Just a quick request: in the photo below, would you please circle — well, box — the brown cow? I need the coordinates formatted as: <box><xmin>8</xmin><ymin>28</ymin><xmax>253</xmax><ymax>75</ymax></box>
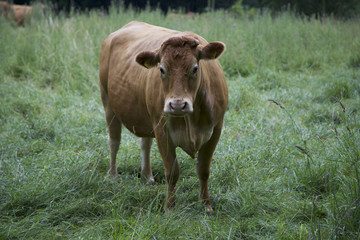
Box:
<box><xmin>99</xmin><ymin>21</ymin><xmax>228</xmax><ymax>212</ymax></box>
<box><xmin>0</xmin><ymin>1</ymin><xmax>45</xmax><ymax>26</ymax></box>
<box><xmin>12</xmin><ymin>4</ymin><xmax>32</xmax><ymax>25</ymax></box>
<box><xmin>0</xmin><ymin>1</ymin><xmax>10</xmax><ymax>16</ymax></box>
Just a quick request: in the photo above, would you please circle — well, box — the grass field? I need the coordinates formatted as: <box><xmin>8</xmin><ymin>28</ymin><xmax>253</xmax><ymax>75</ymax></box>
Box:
<box><xmin>1</xmin><ymin>5</ymin><xmax>360</xmax><ymax>239</ymax></box>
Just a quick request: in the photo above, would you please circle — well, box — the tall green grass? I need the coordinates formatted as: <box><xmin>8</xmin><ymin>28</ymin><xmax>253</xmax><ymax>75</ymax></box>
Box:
<box><xmin>1</xmin><ymin>6</ymin><xmax>359</xmax><ymax>239</ymax></box>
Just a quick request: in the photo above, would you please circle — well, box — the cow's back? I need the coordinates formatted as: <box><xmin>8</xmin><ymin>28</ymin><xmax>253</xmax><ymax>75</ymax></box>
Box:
<box><xmin>100</xmin><ymin>21</ymin><xmax>210</xmax><ymax>89</ymax></box>
<box><xmin>100</xmin><ymin>21</ymin><xmax>177</xmax><ymax>90</ymax></box>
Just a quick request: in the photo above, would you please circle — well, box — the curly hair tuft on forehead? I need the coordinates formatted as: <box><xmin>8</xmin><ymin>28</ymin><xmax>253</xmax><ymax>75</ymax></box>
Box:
<box><xmin>161</xmin><ymin>36</ymin><xmax>199</xmax><ymax>49</ymax></box>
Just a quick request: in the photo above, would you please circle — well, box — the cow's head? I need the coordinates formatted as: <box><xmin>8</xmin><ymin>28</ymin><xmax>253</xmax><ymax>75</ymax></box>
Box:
<box><xmin>136</xmin><ymin>36</ymin><xmax>225</xmax><ymax>116</ymax></box>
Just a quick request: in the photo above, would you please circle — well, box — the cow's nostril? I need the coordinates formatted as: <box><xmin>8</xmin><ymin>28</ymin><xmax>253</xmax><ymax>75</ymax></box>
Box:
<box><xmin>182</xmin><ymin>102</ymin><xmax>187</xmax><ymax>109</ymax></box>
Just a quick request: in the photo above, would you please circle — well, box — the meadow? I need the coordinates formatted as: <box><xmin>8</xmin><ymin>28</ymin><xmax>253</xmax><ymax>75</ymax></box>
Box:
<box><xmin>0</xmin><ymin>5</ymin><xmax>359</xmax><ymax>239</ymax></box>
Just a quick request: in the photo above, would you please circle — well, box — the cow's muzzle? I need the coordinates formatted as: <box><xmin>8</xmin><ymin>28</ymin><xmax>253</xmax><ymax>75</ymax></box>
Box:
<box><xmin>164</xmin><ymin>98</ymin><xmax>193</xmax><ymax>116</ymax></box>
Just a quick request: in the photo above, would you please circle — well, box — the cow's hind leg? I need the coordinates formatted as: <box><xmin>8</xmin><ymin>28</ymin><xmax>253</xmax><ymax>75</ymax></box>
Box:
<box><xmin>106</xmin><ymin>108</ymin><xmax>122</xmax><ymax>177</ymax></box>
<box><xmin>140</xmin><ymin>137</ymin><xmax>155</xmax><ymax>183</ymax></box>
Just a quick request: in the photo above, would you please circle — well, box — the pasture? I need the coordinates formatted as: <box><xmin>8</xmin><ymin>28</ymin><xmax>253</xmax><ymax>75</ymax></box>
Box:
<box><xmin>1</xmin><ymin>5</ymin><xmax>359</xmax><ymax>239</ymax></box>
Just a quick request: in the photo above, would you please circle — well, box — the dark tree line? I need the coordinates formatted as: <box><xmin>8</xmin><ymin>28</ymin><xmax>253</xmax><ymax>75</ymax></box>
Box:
<box><xmin>10</xmin><ymin>0</ymin><xmax>360</xmax><ymax>17</ymax></box>
<box><xmin>263</xmin><ymin>0</ymin><xmax>360</xmax><ymax>18</ymax></box>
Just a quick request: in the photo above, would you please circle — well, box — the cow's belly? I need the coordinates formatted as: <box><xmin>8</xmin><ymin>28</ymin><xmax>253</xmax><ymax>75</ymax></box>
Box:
<box><xmin>109</xmin><ymin>86</ymin><xmax>154</xmax><ymax>138</ymax></box>
<box><xmin>121</xmin><ymin>114</ymin><xmax>155</xmax><ymax>138</ymax></box>
<box><xmin>169</xmin><ymin>120</ymin><xmax>213</xmax><ymax>158</ymax></box>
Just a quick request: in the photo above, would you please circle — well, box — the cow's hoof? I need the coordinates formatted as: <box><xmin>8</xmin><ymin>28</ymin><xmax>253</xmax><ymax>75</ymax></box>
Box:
<box><xmin>141</xmin><ymin>175</ymin><xmax>155</xmax><ymax>185</ymax></box>
<box><xmin>108</xmin><ymin>168</ymin><xmax>118</xmax><ymax>177</ymax></box>
<box><xmin>205</xmin><ymin>205</ymin><xmax>214</xmax><ymax>215</ymax></box>
<box><xmin>165</xmin><ymin>196</ymin><xmax>176</xmax><ymax>212</ymax></box>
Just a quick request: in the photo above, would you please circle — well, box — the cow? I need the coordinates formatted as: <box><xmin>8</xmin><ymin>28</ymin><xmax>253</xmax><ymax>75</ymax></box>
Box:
<box><xmin>99</xmin><ymin>21</ymin><xmax>228</xmax><ymax>213</ymax></box>
<box><xmin>0</xmin><ymin>1</ymin><xmax>31</xmax><ymax>26</ymax></box>
<box><xmin>0</xmin><ymin>1</ymin><xmax>10</xmax><ymax>16</ymax></box>
<box><xmin>0</xmin><ymin>1</ymin><xmax>46</xmax><ymax>26</ymax></box>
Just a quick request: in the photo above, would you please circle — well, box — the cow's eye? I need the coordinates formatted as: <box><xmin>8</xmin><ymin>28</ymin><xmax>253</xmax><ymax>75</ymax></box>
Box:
<box><xmin>192</xmin><ymin>64</ymin><xmax>198</xmax><ymax>75</ymax></box>
<box><xmin>160</xmin><ymin>66</ymin><xmax>165</xmax><ymax>76</ymax></box>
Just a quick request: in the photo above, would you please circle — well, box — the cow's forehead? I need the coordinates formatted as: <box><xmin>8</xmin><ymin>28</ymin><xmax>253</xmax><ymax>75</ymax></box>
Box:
<box><xmin>160</xmin><ymin>36</ymin><xmax>199</xmax><ymax>65</ymax></box>
<box><xmin>161</xmin><ymin>36</ymin><xmax>199</xmax><ymax>49</ymax></box>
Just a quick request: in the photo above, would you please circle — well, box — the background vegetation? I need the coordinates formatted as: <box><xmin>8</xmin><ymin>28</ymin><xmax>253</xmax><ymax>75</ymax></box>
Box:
<box><xmin>1</xmin><ymin>4</ymin><xmax>360</xmax><ymax>239</ymax></box>
<box><xmin>9</xmin><ymin>0</ymin><xmax>360</xmax><ymax>18</ymax></box>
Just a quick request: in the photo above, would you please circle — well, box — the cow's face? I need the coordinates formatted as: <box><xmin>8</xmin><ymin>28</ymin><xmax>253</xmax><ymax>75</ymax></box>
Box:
<box><xmin>136</xmin><ymin>36</ymin><xmax>225</xmax><ymax>117</ymax></box>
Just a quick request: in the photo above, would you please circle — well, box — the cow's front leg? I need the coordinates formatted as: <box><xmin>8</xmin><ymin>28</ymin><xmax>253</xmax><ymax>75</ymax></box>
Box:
<box><xmin>197</xmin><ymin>124</ymin><xmax>223</xmax><ymax>214</ymax></box>
<box><xmin>155</xmin><ymin>128</ymin><xmax>179</xmax><ymax>211</ymax></box>
<box><xmin>163</xmin><ymin>154</ymin><xmax>179</xmax><ymax>210</ymax></box>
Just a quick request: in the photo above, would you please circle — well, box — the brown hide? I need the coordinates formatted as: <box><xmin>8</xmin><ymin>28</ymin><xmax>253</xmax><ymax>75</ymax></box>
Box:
<box><xmin>99</xmin><ymin>21</ymin><xmax>228</xmax><ymax>212</ymax></box>
<box><xmin>0</xmin><ymin>1</ymin><xmax>45</xmax><ymax>26</ymax></box>
<box><xmin>12</xmin><ymin>4</ymin><xmax>32</xmax><ymax>25</ymax></box>
<box><xmin>0</xmin><ymin>1</ymin><xmax>9</xmax><ymax>16</ymax></box>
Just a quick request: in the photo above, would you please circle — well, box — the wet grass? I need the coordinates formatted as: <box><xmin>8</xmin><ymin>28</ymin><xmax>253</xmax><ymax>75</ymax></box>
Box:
<box><xmin>1</xmin><ymin>5</ymin><xmax>359</xmax><ymax>239</ymax></box>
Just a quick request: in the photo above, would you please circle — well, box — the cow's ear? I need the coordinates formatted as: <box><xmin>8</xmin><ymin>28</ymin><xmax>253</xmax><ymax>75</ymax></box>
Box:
<box><xmin>199</xmin><ymin>42</ymin><xmax>225</xmax><ymax>60</ymax></box>
<box><xmin>136</xmin><ymin>51</ymin><xmax>159</xmax><ymax>69</ymax></box>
